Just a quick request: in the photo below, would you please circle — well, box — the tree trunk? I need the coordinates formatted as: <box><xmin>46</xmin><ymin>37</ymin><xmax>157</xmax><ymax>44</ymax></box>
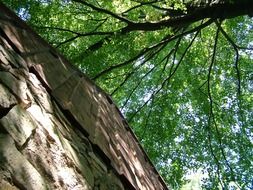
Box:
<box><xmin>0</xmin><ymin>4</ymin><xmax>167</xmax><ymax>190</ymax></box>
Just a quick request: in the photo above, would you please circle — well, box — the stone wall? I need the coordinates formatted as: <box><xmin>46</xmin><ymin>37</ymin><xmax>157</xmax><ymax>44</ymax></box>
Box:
<box><xmin>0</xmin><ymin>3</ymin><xmax>168</xmax><ymax>190</ymax></box>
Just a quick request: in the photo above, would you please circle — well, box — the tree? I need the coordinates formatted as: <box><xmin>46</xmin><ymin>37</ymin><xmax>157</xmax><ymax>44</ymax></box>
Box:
<box><xmin>3</xmin><ymin>0</ymin><xmax>253</xmax><ymax>189</ymax></box>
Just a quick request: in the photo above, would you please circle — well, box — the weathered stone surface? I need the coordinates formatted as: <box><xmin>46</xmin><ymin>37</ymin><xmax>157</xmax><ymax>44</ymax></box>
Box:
<box><xmin>0</xmin><ymin>179</ymin><xmax>20</xmax><ymax>190</ymax></box>
<box><xmin>27</xmin><ymin>72</ymin><xmax>54</xmax><ymax>113</ymax></box>
<box><xmin>0</xmin><ymin>134</ymin><xmax>47</xmax><ymax>190</ymax></box>
<box><xmin>0</xmin><ymin>40</ymin><xmax>27</xmax><ymax>69</ymax></box>
<box><xmin>0</xmin><ymin>16</ymin><xmax>46</xmax><ymax>55</ymax></box>
<box><xmin>0</xmin><ymin>105</ymin><xmax>37</xmax><ymax>147</ymax></box>
<box><xmin>0</xmin><ymin>83</ymin><xmax>17</xmax><ymax>109</ymax></box>
<box><xmin>0</xmin><ymin>71</ymin><xmax>30</xmax><ymax>107</ymax></box>
<box><xmin>0</xmin><ymin>2</ymin><xmax>168</xmax><ymax>190</ymax></box>
<box><xmin>21</xmin><ymin>126</ymin><xmax>92</xmax><ymax>190</ymax></box>
<box><xmin>29</xmin><ymin>53</ymin><xmax>75</xmax><ymax>90</ymax></box>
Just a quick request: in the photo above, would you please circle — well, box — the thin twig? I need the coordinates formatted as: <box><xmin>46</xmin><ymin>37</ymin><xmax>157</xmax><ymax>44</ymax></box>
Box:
<box><xmin>72</xmin><ymin>0</ymin><xmax>133</xmax><ymax>23</ymax></box>
<box><xmin>207</xmin><ymin>26</ymin><xmax>236</xmax><ymax>187</ymax></box>
<box><xmin>110</xmin><ymin>45</ymin><xmax>164</xmax><ymax>96</ymax></box>
<box><xmin>128</xmin><ymin>29</ymin><xmax>200</xmax><ymax>122</ymax></box>
<box><xmin>122</xmin><ymin>0</ymin><xmax>158</xmax><ymax>14</ymax></box>
<box><xmin>216</xmin><ymin>22</ymin><xmax>241</xmax><ymax>95</ymax></box>
<box><xmin>121</xmin><ymin>48</ymin><xmax>175</xmax><ymax>109</ymax></box>
<box><xmin>56</xmin><ymin>31</ymin><xmax>114</xmax><ymax>48</ymax></box>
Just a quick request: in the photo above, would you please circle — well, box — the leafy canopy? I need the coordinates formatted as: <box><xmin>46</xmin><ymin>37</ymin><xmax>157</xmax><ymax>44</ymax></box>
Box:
<box><xmin>3</xmin><ymin>0</ymin><xmax>253</xmax><ymax>189</ymax></box>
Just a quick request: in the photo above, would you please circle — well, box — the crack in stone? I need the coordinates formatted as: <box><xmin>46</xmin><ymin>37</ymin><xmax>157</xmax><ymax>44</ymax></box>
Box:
<box><xmin>0</xmin><ymin>104</ymin><xmax>16</xmax><ymax>119</ymax></box>
<box><xmin>0</xmin><ymin>28</ymin><xmax>21</xmax><ymax>55</ymax></box>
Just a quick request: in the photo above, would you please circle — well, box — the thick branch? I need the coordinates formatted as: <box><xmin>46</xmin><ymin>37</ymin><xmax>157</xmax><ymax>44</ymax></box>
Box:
<box><xmin>92</xmin><ymin>36</ymin><xmax>168</xmax><ymax>80</ymax></box>
<box><xmin>93</xmin><ymin>19</ymin><xmax>213</xmax><ymax>79</ymax></box>
<box><xmin>122</xmin><ymin>1</ymin><xmax>253</xmax><ymax>32</ymax></box>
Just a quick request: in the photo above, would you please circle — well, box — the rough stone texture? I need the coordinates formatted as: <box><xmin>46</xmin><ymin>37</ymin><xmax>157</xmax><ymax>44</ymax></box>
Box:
<box><xmin>0</xmin><ymin>105</ymin><xmax>37</xmax><ymax>147</ymax></box>
<box><xmin>0</xmin><ymin>3</ymin><xmax>168</xmax><ymax>190</ymax></box>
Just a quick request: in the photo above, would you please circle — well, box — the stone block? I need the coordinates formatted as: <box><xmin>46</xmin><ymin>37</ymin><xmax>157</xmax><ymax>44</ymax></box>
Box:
<box><xmin>0</xmin><ymin>179</ymin><xmax>20</xmax><ymax>190</ymax></box>
<box><xmin>27</xmin><ymin>72</ymin><xmax>53</xmax><ymax>113</ymax></box>
<box><xmin>0</xmin><ymin>84</ymin><xmax>17</xmax><ymax>109</ymax></box>
<box><xmin>52</xmin><ymin>75</ymin><xmax>97</xmax><ymax>137</ymax></box>
<box><xmin>0</xmin><ymin>134</ymin><xmax>47</xmax><ymax>190</ymax></box>
<box><xmin>0</xmin><ymin>43</ymin><xmax>27</xmax><ymax>69</ymax></box>
<box><xmin>30</xmin><ymin>52</ymin><xmax>75</xmax><ymax>90</ymax></box>
<box><xmin>0</xmin><ymin>105</ymin><xmax>37</xmax><ymax>146</ymax></box>
<box><xmin>0</xmin><ymin>19</ymin><xmax>46</xmax><ymax>54</ymax></box>
<box><xmin>0</xmin><ymin>71</ymin><xmax>29</xmax><ymax>105</ymax></box>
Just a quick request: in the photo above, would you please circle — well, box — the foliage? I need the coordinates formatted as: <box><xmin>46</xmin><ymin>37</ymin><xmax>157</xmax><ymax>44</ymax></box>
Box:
<box><xmin>2</xmin><ymin>0</ymin><xmax>253</xmax><ymax>189</ymax></box>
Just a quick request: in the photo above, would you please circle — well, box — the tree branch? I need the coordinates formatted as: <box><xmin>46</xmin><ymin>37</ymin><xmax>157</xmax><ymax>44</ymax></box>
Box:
<box><xmin>110</xmin><ymin>45</ymin><xmax>165</xmax><ymax>96</ymax></box>
<box><xmin>207</xmin><ymin>26</ymin><xmax>219</xmax><ymax>113</ymax></box>
<box><xmin>93</xmin><ymin>19</ymin><xmax>213</xmax><ymax>80</ymax></box>
<box><xmin>122</xmin><ymin>1</ymin><xmax>253</xmax><ymax>32</ymax></box>
<box><xmin>55</xmin><ymin>31</ymin><xmax>114</xmax><ymax>48</ymax></box>
<box><xmin>92</xmin><ymin>35</ymin><xmax>169</xmax><ymax>80</ymax></box>
<box><xmin>206</xmin><ymin>26</ymin><xmax>221</xmax><ymax>185</ymax></box>
<box><xmin>122</xmin><ymin>0</ymin><xmax>158</xmax><ymax>14</ymax></box>
<box><xmin>128</xmin><ymin>29</ymin><xmax>199</xmax><ymax>122</ymax></box>
<box><xmin>121</xmin><ymin>47</ymin><xmax>175</xmax><ymax>110</ymax></box>
<box><xmin>72</xmin><ymin>0</ymin><xmax>133</xmax><ymax>24</ymax></box>
<box><xmin>216</xmin><ymin>22</ymin><xmax>241</xmax><ymax>95</ymax></box>
<box><xmin>207</xmin><ymin>25</ymin><xmax>235</xmax><ymax>186</ymax></box>
<box><xmin>34</xmin><ymin>25</ymin><xmax>83</xmax><ymax>35</ymax></box>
